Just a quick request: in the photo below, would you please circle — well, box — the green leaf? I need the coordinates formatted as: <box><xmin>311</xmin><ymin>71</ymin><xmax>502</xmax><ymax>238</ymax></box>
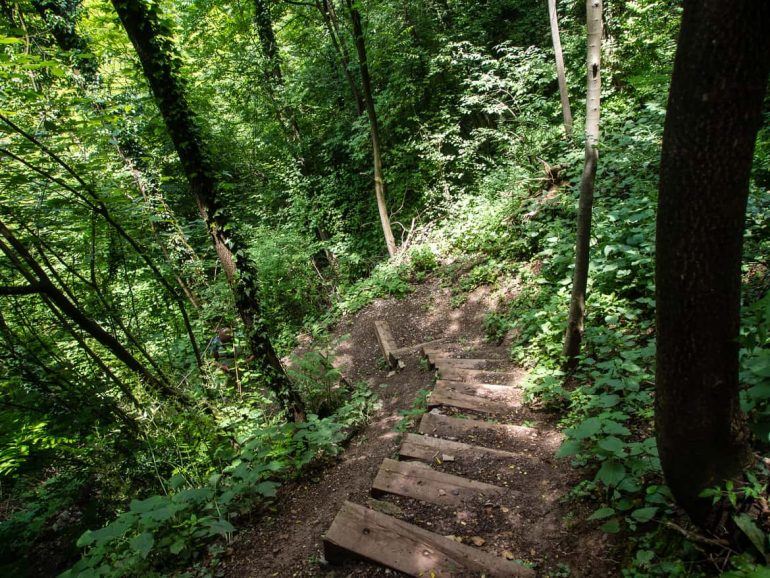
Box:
<box><xmin>597</xmin><ymin>436</ymin><xmax>625</xmax><ymax>454</ymax></box>
<box><xmin>631</xmin><ymin>507</ymin><xmax>658</xmax><ymax>523</ymax></box>
<box><xmin>602</xmin><ymin>420</ymin><xmax>631</xmax><ymax>436</ymax></box>
<box><xmin>254</xmin><ymin>481</ymin><xmax>279</xmax><ymax>498</ymax></box>
<box><xmin>571</xmin><ymin>417</ymin><xmax>602</xmax><ymax>440</ymax></box>
<box><xmin>130</xmin><ymin>532</ymin><xmax>154</xmax><ymax>559</ymax></box>
<box><xmin>130</xmin><ymin>495</ymin><xmax>166</xmax><ymax>513</ymax></box>
<box><xmin>76</xmin><ymin>530</ymin><xmax>95</xmax><ymax>548</ymax></box>
<box><xmin>734</xmin><ymin>513</ymin><xmax>767</xmax><ymax>557</ymax></box>
<box><xmin>600</xmin><ymin>518</ymin><xmax>621</xmax><ymax>534</ymax></box>
<box><xmin>588</xmin><ymin>507</ymin><xmax>615</xmax><ymax>521</ymax></box>
<box><xmin>635</xmin><ymin>549</ymin><xmax>655</xmax><ymax>567</ymax></box>
<box><xmin>206</xmin><ymin>518</ymin><xmax>236</xmax><ymax>536</ymax></box>
<box><xmin>169</xmin><ymin>539</ymin><xmax>186</xmax><ymax>555</ymax></box>
<box><xmin>595</xmin><ymin>461</ymin><xmax>626</xmax><ymax>487</ymax></box>
<box><xmin>556</xmin><ymin>439</ymin><xmax>581</xmax><ymax>458</ymax></box>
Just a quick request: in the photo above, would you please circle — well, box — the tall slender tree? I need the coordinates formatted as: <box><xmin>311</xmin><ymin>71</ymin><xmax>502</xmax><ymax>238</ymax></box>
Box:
<box><xmin>548</xmin><ymin>0</ymin><xmax>572</xmax><ymax>137</ymax></box>
<box><xmin>563</xmin><ymin>0</ymin><xmax>601</xmax><ymax>366</ymax></box>
<box><xmin>111</xmin><ymin>0</ymin><xmax>305</xmax><ymax>420</ymax></box>
<box><xmin>345</xmin><ymin>0</ymin><xmax>397</xmax><ymax>257</ymax></box>
<box><xmin>655</xmin><ymin>0</ymin><xmax>770</xmax><ymax>528</ymax></box>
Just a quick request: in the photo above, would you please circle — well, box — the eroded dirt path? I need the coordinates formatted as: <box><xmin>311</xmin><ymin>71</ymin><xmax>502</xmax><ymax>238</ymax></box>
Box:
<box><xmin>222</xmin><ymin>279</ymin><xmax>617</xmax><ymax>577</ymax></box>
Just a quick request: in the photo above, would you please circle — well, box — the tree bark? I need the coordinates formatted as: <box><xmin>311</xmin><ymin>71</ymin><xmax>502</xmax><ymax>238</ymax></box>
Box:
<box><xmin>346</xmin><ymin>0</ymin><xmax>397</xmax><ymax>257</ymax></box>
<box><xmin>548</xmin><ymin>0</ymin><xmax>572</xmax><ymax>137</ymax></box>
<box><xmin>563</xmin><ymin>0</ymin><xmax>601</xmax><ymax>366</ymax></box>
<box><xmin>655</xmin><ymin>0</ymin><xmax>770</xmax><ymax>528</ymax></box>
<box><xmin>112</xmin><ymin>0</ymin><xmax>305</xmax><ymax>420</ymax></box>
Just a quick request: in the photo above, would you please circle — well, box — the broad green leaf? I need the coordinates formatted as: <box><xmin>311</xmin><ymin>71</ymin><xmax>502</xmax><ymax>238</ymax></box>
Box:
<box><xmin>130</xmin><ymin>532</ymin><xmax>154</xmax><ymax>559</ymax></box>
<box><xmin>570</xmin><ymin>417</ymin><xmax>602</xmax><ymax>440</ymax></box>
<box><xmin>631</xmin><ymin>507</ymin><xmax>658</xmax><ymax>523</ymax></box>
<box><xmin>733</xmin><ymin>513</ymin><xmax>767</xmax><ymax>557</ymax></box>
<box><xmin>597</xmin><ymin>436</ymin><xmax>625</xmax><ymax>454</ymax></box>
<box><xmin>255</xmin><ymin>481</ymin><xmax>279</xmax><ymax>497</ymax></box>
<box><xmin>588</xmin><ymin>507</ymin><xmax>615</xmax><ymax>521</ymax></box>
<box><xmin>206</xmin><ymin>518</ymin><xmax>235</xmax><ymax>536</ymax></box>
<box><xmin>130</xmin><ymin>495</ymin><xmax>167</xmax><ymax>513</ymax></box>
<box><xmin>556</xmin><ymin>439</ymin><xmax>581</xmax><ymax>458</ymax></box>
<box><xmin>595</xmin><ymin>461</ymin><xmax>626</xmax><ymax>487</ymax></box>
<box><xmin>600</xmin><ymin>518</ymin><xmax>621</xmax><ymax>534</ymax></box>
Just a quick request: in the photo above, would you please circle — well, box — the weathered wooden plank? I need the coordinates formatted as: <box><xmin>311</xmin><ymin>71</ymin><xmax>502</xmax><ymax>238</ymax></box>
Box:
<box><xmin>429</xmin><ymin>356</ymin><xmax>494</xmax><ymax>370</ymax></box>
<box><xmin>436</xmin><ymin>380</ymin><xmax>523</xmax><ymax>401</ymax></box>
<box><xmin>436</xmin><ymin>365</ymin><xmax>524</xmax><ymax>385</ymax></box>
<box><xmin>371</xmin><ymin>458</ymin><xmax>504</xmax><ymax>505</ymax></box>
<box><xmin>374</xmin><ymin>320</ymin><xmax>400</xmax><ymax>368</ymax></box>
<box><xmin>323</xmin><ymin>501</ymin><xmax>534</xmax><ymax>577</ymax></box>
<box><xmin>428</xmin><ymin>381</ymin><xmax>522</xmax><ymax>414</ymax></box>
<box><xmin>399</xmin><ymin>432</ymin><xmax>518</xmax><ymax>462</ymax></box>
<box><xmin>419</xmin><ymin>412</ymin><xmax>538</xmax><ymax>442</ymax></box>
<box><xmin>391</xmin><ymin>338</ymin><xmax>447</xmax><ymax>357</ymax></box>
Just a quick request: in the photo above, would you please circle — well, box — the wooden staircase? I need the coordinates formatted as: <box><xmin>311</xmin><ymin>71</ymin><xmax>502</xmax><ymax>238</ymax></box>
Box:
<box><xmin>322</xmin><ymin>339</ymin><xmax>537</xmax><ymax>577</ymax></box>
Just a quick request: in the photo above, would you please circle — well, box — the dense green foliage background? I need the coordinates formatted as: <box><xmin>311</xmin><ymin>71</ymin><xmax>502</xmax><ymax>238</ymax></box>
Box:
<box><xmin>0</xmin><ymin>0</ymin><xmax>768</xmax><ymax>575</ymax></box>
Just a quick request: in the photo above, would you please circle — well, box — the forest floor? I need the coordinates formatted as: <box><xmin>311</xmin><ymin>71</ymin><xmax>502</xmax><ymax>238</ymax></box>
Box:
<box><xmin>221</xmin><ymin>275</ymin><xmax>618</xmax><ymax>577</ymax></box>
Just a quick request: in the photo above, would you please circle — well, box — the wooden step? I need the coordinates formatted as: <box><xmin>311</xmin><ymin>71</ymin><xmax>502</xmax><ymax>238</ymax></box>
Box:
<box><xmin>324</xmin><ymin>501</ymin><xmax>534</xmax><ymax>577</ymax></box>
<box><xmin>419</xmin><ymin>412</ymin><xmax>539</xmax><ymax>444</ymax></box>
<box><xmin>428</xmin><ymin>380</ymin><xmax>522</xmax><ymax>414</ymax></box>
<box><xmin>399</xmin><ymin>432</ymin><xmax>518</xmax><ymax>463</ymax></box>
<box><xmin>374</xmin><ymin>320</ymin><xmax>400</xmax><ymax>369</ymax></box>
<box><xmin>436</xmin><ymin>365</ymin><xmax>524</xmax><ymax>385</ymax></box>
<box><xmin>371</xmin><ymin>458</ymin><xmax>505</xmax><ymax>506</ymax></box>
<box><xmin>428</xmin><ymin>356</ymin><xmax>496</xmax><ymax>370</ymax></box>
<box><xmin>437</xmin><ymin>380</ymin><xmax>522</xmax><ymax>400</ymax></box>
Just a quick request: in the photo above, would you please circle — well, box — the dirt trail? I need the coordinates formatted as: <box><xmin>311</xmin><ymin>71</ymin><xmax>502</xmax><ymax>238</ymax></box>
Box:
<box><xmin>222</xmin><ymin>278</ymin><xmax>616</xmax><ymax>577</ymax></box>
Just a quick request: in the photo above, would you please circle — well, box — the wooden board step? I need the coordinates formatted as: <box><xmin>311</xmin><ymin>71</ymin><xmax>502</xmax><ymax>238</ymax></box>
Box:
<box><xmin>419</xmin><ymin>412</ymin><xmax>540</xmax><ymax>444</ymax></box>
<box><xmin>374</xmin><ymin>320</ymin><xmax>401</xmax><ymax>369</ymax></box>
<box><xmin>371</xmin><ymin>458</ymin><xmax>505</xmax><ymax>506</ymax></box>
<box><xmin>324</xmin><ymin>501</ymin><xmax>534</xmax><ymax>577</ymax></box>
<box><xmin>437</xmin><ymin>380</ymin><xmax>522</xmax><ymax>401</ymax></box>
<box><xmin>436</xmin><ymin>365</ymin><xmax>524</xmax><ymax>385</ymax></box>
<box><xmin>428</xmin><ymin>356</ymin><xmax>497</xmax><ymax>370</ymax></box>
<box><xmin>428</xmin><ymin>380</ymin><xmax>522</xmax><ymax>414</ymax></box>
<box><xmin>399</xmin><ymin>432</ymin><xmax>518</xmax><ymax>463</ymax></box>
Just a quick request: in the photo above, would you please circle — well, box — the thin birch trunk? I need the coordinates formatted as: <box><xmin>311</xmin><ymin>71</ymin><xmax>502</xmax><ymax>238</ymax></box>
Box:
<box><xmin>346</xmin><ymin>0</ymin><xmax>397</xmax><ymax>257</ymax></box>
<box><xmin>563</xmin><ymin>0</ymin><xmax>601</xmax><ymax>365</ymax></box>
<box><xmin>548</xmin><ymin>0</ymin><xmax>572</xmax><ymax>137</ymax></box>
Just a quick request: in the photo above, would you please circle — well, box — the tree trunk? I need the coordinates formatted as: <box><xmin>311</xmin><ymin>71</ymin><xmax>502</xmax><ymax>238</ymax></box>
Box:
<box><xmin>346</xmin><ymin>0</ymin><xmax>397</xmax><ymax>257</ymax></box>
<box><xmin>112</xmin><ymin>0</ymin><xmax>305</xmax><ymax>421</ymax></box>
<box><xmin>655</xmin><ymin>0</ymin><xmax>770</xmax><ymax>528</ymax></box>
<box><xmin>563</xmin><ymin>0</ymin><xmax>601</xmax><ymax>366</ymax></box>
<box><xmin>548</xmin><ymin>0</ymin><xmax>572</xmax><ymax>137</ymax></box>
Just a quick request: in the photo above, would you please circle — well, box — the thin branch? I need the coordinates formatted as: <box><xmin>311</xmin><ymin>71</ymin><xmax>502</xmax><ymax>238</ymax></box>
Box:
<box><xmin>0</xmin><ymin>284</ymin><xmax>41</xmax><ymax>296</ymax></box>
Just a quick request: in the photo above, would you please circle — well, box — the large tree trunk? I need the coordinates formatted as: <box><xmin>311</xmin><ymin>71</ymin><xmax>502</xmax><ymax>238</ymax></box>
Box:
<box><xmin>547</xmin><ymin>0</ymin><xmax>572</xmax><ymax>137</ymax></box>
<box><xmin>346</xmin><ymin>0</ymin><xmax>397</xmax><ymax>257</ymax></box>
<box><xmin>112</xmin><ymin>0</ymin><xmax>305</xmax><ymax>421</ymax></box>
<box><xmin>655</xmin><ymin>0</ymin><xmax>770</xmax><ymax>528</ymax></box>
<box><xmin>563</xmin><ymin>0</ymin><xmax>601</xmax><ymax>365</ymax></box>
